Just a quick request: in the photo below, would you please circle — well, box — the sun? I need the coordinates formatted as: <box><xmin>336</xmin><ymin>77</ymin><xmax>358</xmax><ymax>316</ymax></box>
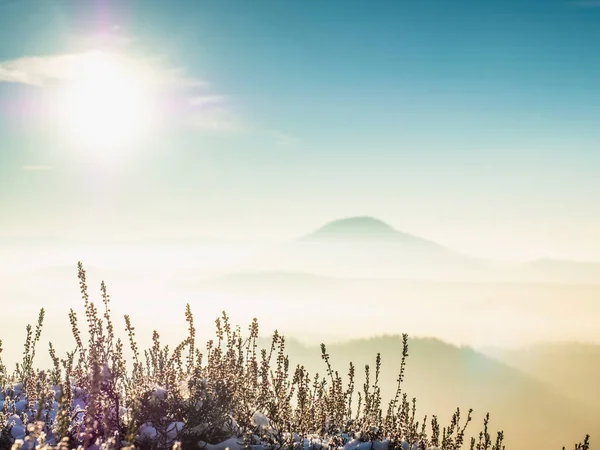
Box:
<box><xmin>57</xmin><ymin>52</ymin><xmax>154</xmax><ymax>163</ymax></box>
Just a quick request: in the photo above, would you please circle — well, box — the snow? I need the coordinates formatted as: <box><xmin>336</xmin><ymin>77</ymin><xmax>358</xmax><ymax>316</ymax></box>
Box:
<box><xmin>252</xmin><ymin>411</ymin><xmax>270</xmax><ymax>428</ymax></box>
<box><xmin>198</xmin><ymin>436</ymin><xmax>244</xmax><ymax>450</ymax></box>
<box><xmin>166</xmin><ymin>421</ymin><xmax>185</xmax><ymax>442</ymax></box>
<box><xmin>73</xmin><ymin>397</ymin><xmax>86</xmax><ymax>413</ymax></box>
<box><xmin>344</xmin><ymin>439</ymin><xmax>390</xmax><ymax>450</ymax></box>
<box><xmin>0</xmin><ymin>383</ymin><xmax>472</xmax><ymax>450</ymax></box>
<box><xmin>8</xmin><ymin>415</ymin><xmax>26</xmax><ymax>440</ymax></box>
<box><xmin>51</xmin><ymin>385</ymin><xmax>61</xmax><ymax>400</ymax></box>
<box><xmin>153</xmin><ymin>385</ymin><xmax>168</xmax><ymax>401</ymax></box>
<box><xmin>14</xmin><ymin>399</ymin><xmax>28</xmax><ymax>414</ymax></box>
<box><xmin>138</xmin><ymin>422</ymin><xmax>158</xmax><ymax>440</ymax></box>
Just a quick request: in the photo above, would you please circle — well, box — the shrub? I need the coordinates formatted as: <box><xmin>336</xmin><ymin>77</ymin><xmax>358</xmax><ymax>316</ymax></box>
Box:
<box><xmin>0</xmin><ymin>263</ymin><xmax>591</xmax><ymax>450</ymax></box>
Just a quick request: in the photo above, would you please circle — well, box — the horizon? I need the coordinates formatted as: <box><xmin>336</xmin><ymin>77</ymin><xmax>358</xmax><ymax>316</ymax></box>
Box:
<box><xmin>3</xmin><ymin>214</ymin><xmax>600</xmax><ymax>264</ymax></box>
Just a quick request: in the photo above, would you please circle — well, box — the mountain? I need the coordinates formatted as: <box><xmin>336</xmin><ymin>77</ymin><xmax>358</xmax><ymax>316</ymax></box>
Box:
<box><xmin>300</xmin><ymin>216</ymin><xmax>447</xmax><ymax>247</ymax></box>
<box><xmin>291</xmin><ymin>217</ymin><xmax>600</xmax><ymax>283</ymax></box>
<box><xmin>483</xmin><ymin>342</ymin><xmax>600</xmax><ymax>410</ymax></box>
<box><xmin>267</xmin><ymin>216</ymin><xmax>480</xmax><ymax>279</ymax></box>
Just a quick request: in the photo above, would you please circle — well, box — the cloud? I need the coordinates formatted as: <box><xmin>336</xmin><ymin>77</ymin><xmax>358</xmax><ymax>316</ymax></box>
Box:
<box><xmin>0</xmin><ymin>48</ymin><xmax>297</xmax><ymax>142</ymax></box>
<box><xmin>21</xmin><ymin>165</ymin><xmax>53</xmax><ymax>172</ymax></box>
<box><xmin>188</xmin><ymin>95</ymin><xmax>228</xmax><ymax>107</ymax></box>
<box><xmin>184</xmin><ymin>95</ymin><xmax>241</xmax><ymax>131</ymax></box>
<box><xmin>0</xmin><ymin>50</ymin><xmax>202</xmax><ymax>88</ymax></box>
<box><xmin>0</xmin><ymin>50</ymin><xmax>233</xmax><ymax>130</ymax></box>
<box><xmin>187</xmin><ymin>95</ymin><xmax>299</xmax><ymax>144</ymax></box>
<box><xmin>264</xmin><ymin>130</ymin><xmax>300</xmax><ymax>147</ymax></box>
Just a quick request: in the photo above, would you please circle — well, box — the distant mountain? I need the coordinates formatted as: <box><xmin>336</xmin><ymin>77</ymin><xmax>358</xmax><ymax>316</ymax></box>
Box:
<box><xmin>300</xmin><ymin>216</ymin><xmax>446</xmax><ymax>247</ymax></box>
<box><xmin>483</xmin><ymin>342</ymin><xmax>600</xmax><ymax>410</ymax></box>
<box><xmin>289</xmin><ymin>217</ymin><xmax>600</xmax><ymax>283</ymax></box>
<box><xmin>272</xmin><ymin>216</ymin><xmax>480</xmax><ymax>279</ymax></box>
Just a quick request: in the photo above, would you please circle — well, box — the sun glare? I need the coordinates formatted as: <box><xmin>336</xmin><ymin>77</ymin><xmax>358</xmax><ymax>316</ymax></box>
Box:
<box><xmin>58</xmin><ymin>52</ymin><xmax>154</xmax><ymax>162</ymax></box>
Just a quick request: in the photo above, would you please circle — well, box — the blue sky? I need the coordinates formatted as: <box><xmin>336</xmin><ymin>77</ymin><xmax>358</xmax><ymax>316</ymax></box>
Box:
<box><xmin>1</xmin><ymin>0</ymin><xmax>599</xmax><ymax>260</ymax></box>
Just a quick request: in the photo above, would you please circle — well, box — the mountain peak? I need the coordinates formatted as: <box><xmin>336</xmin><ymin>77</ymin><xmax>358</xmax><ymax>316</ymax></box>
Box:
<box><xmin>317</xmin><ymin>216</ymin><xmax>396</xmax><ymax>235</ymax></box>
<box><xmin>299</xmin><ymin>216</ymin><xmax>406</xmax><ymax>242</ymax></box>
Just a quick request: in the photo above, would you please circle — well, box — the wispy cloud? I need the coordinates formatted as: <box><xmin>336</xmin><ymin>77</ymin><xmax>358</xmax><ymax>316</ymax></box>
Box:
<box><xmin>0</xmin><ymin>46</ymin><xmax>296</xmax><ymax>144</ymax></box>
<box><xmin>21</xmin><ymin>165</ymin><xmax>53</xmax><ymax>172</ymax></box>
<box><xmin>264</xmin><ymin>130</ymin><xmax>300</xmax><ymax>147</ymax></box>
<box><xmin>188</xmin><ymin>95</ymin><xmax>228</xmax><ymax>107</ymax></box>
<box><xmin>0</xmin><ymin>50</ymin><xmax>202</xmax><ymax>88</ymax></box>
<box><xmin>184</xmin><ymin>95</ymin><xmax>241</xmax><ymax>131</ymax></box>
<box><xmin>187</xmin><ymin>94</ymin><xmax>299</xmax><ymax>144</ymax></box>
<box><xmin>0</xmin><ymin>50</ymin><xmax>234</xmax><ymax>131</ymax></box>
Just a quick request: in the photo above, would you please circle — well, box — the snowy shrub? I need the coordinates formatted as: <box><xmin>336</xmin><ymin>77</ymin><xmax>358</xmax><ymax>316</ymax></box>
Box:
<box><xmin>0</xmin><ymin>263</ymin><xmax>591</xmax><ymax>450</ymax></box>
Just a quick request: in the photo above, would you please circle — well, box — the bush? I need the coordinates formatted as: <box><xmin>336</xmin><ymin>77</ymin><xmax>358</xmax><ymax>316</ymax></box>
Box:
<box><xmin>0</xmin><ymin>263</ymin><xmax>591</xmax><ymax>450</ymax></box>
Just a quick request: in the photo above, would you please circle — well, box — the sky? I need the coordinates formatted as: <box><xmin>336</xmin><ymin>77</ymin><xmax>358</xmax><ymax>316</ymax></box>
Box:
<box><xmin>1</xmin><ymin>0</ymin><xmax>600</xmax><ymax>261</ymax></box>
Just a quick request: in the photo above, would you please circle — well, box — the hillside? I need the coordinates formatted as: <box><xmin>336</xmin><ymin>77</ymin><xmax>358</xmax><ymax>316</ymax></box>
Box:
<box><xmin>483</xmin><ymin>342</ymin><xmax>600</xmax><ymax>410</ymax></box>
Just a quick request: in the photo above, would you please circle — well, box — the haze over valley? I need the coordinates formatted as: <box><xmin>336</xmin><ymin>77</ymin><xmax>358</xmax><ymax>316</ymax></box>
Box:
<box><xmin>3</xmin><ymin>216</ymin><xmax>600</xmax><ymax>360</ymax></box>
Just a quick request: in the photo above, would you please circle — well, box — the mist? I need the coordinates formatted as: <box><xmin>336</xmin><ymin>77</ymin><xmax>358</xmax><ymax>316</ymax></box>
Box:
<box><xmin>3</xmin><ymin>218</ymin><xmax>600</xmax><ymax>363</ymax></box>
